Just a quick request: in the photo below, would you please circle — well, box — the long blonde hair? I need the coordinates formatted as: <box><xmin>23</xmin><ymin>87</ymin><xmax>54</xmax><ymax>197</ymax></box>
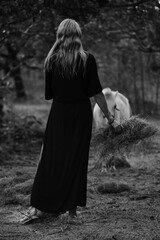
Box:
<box><xmin>44</xmin><ymin>19</ymin><xmax>87</xmax><ymax>77</ymax></box>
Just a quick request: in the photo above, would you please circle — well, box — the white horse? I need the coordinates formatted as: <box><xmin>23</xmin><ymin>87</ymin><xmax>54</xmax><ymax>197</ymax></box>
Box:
<box><xmin>93</xmin><ymin>87</ymin><xmax>131</xmax><ymax>172</ymax></box>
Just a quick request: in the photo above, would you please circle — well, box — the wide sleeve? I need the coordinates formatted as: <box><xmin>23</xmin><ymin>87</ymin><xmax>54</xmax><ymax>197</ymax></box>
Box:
<box><xmin>44</xmin><ymin>69</ymin><xmax>53</xmax><ymax>100</ymax></box>
<box><xmin>86</xmin><ymin>54</ymin><xmax>102</xmax><ymax>97</ymax></box>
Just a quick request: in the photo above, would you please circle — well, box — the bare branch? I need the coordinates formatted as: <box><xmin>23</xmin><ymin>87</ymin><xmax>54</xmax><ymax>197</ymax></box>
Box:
<box><xmin>1</xmin><ymin>60</ymin><xmax>42</xmax><ymax>83</ymax></box>
<box><xmin>23</xmin><ymin>62</ymin><xmax>42</xmax><ymax>70</ymax></box>
<box><xmin>0</xmin><ymin>53</ymin><xmax>8</xmax><ymax>59</ymax></box>
<box><xmin>105</xmin><ymin>0</ymin><xmax>153</xmax><ymax>10</ymax></box>
<box><xmin>1</xmin><ymin>63</ymin><xmax>23</xmax><ymax>82</ymax></box>
<box><xmin>24</xmin><ymin>24</ymin><xmax>34</xmax><ymax>34</ymax></box>
<box><xmin>0</xmin><ymin>35</ymin><xmax>8</xmax><ymax>44</ymax></box>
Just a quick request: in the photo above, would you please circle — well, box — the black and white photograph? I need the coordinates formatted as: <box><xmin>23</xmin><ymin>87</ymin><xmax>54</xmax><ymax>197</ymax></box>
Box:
<box><xmin>0</xmin><ymin>0</ymin><xmax>160</xmax><ymax>239</ymax></box>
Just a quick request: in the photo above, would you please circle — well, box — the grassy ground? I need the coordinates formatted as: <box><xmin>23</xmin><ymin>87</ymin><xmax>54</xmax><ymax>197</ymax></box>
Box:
<box><xmin>1</xmin><ymin>100</ymin><xmax>160</xmax><ymax>240</ymax></box>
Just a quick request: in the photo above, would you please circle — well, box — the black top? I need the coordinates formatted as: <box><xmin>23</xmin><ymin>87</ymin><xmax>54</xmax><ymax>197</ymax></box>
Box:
<box><xmin>45</xmin><ymin>52</ymin><xmax>102</xmax><ymax>102</ymax></box>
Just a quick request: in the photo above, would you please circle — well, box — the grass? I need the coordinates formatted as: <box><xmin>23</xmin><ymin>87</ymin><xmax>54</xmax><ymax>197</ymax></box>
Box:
<box><xmin>0</xmin><ymin>167</ymin><xmax>34</xmax><ymax>206</ymax></box>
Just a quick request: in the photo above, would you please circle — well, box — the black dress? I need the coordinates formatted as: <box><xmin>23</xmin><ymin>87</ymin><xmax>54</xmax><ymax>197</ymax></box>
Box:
<box><xmin>30</xmin><ymin>53</ymin><xmax>102</xmax><ymax>213</ymax></box>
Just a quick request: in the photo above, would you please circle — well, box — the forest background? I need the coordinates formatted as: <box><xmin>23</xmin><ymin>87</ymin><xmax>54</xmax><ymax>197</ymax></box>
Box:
<box><xmin>1</xmin><ymin>0</ymin><xmax>160</xmax><ymax>117</ymax></box>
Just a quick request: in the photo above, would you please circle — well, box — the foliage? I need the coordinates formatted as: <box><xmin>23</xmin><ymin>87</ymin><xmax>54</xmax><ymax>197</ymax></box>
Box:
<box><xmin>0</xmin><ymin>110</ymin><xmax>44</xmax><ymax>162</ymax></box>
<box><xmin>1</xmin><ymin>111</ymin><xmax>43</xmax><ymax>141</ymax></box>
<box><xmin>82</xmin><ymin>0</ymin><xmax>160</xmax><ymax>52</ymax></box>
<box><xmin>0</xmin><ymin>0</ymin><xmax>160</xmax><ymax>116</ymax></box>
<box><xmin>1</xmin><ymin>0</ymin><xmax>160</xmax><ymax>70</ymax></box>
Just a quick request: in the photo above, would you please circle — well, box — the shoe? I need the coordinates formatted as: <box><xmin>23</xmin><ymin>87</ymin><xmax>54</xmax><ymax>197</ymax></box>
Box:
<box><xmin>20</xmin><ymin>207</ymin><xmax>43</xmax><ymax>224</ymax></box>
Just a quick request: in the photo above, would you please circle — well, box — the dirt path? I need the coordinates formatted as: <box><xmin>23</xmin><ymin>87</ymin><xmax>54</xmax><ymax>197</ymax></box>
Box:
<box><xmin>1</xmin><ymin>104</ymin><xmax>160</xmax><ymax>240</ymax></box>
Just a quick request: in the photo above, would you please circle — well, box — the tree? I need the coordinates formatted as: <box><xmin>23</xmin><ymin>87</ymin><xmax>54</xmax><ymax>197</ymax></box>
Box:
<box><xmin>0</xmin><ymin>0</ymin><xmax>57</xmax><ymax>100</ymax></box>
<box><xmin>1</xmin><ymin>0</ymin><xmax>160</xmax><ymax>111</ymax></box>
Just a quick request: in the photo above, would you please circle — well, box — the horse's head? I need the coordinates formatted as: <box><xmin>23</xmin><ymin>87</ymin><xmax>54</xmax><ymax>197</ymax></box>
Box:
<box><xmin>102</xmin><ymin>88</ymin><xmax>120</xmax><ymax>122</ymax></box>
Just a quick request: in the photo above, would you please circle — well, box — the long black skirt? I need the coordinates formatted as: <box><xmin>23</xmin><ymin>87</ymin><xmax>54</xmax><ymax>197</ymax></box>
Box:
<box><xmin>30</xmin><ymin>99</ymin><xmax>93</xmax><ymax>213</ymax></box>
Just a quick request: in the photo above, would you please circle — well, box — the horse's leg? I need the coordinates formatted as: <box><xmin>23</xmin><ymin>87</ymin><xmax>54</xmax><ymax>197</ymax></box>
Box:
<box><xmin>109</xmin><ymin>155</ymin><xmax>117</xmax><ymax>171</ymax></box>
<box><xmin>101</xmin><ymin>161</ymin><xmax>108</xmax><ymax>173</ymax></box>
<box><xmin>101</xmin><ymin>153</ymin><xmax>113</xmax><ymax>173</ymax></box>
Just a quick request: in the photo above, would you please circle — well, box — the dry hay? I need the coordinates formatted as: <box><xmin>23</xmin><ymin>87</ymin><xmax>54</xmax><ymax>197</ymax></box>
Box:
<box><xmin>92</xmin><ymin>116</ymin><xmax>159</xmax><ymax>158</ymax></box>
<box><xmin>3</xmin><ymin>179</ymin><xmax>32</xmax><ymax>206</ymax></box>
<box><xmin>97</xmin><ymin>181</ymin><xmax>130</xmax><ymax>194</ymax></box>
<box><xmin>0</xmin><ymin>169</ymin><xmax>33</xmax><ymax>206</ymax></box>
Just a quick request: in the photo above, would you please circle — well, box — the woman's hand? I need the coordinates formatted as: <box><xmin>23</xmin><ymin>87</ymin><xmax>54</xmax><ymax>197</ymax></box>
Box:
<box><xmin>109</xmin><ymin>119</ymin><xmax>123</xmax><ymax>134</ymax></box>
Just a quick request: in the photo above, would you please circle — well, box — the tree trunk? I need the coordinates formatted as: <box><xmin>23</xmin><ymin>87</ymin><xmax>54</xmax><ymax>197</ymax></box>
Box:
<box><xmin>6</xmin><ymin>43</ymin><xmax>27</xmax><ymax>99</ymax></box>
<box><xmin>139</xmin><ymin>51</ymin><xmax>145</xmax><ymax>111</ymax></box>
<box><xmin>155</xmin><ymin>76</ymin><xmax>160</xmax><ymax>113</ymax></box>
<box><xmin>0</xmin><ymin>99</ymin><xmax>4</xmax><ymax>124</ymax></box>
<box><xmin>11</xmin><ymin>67</ymin><xmax>27</xmax><ymax>99</ymax></box>
<box><xmin>0</xmin><ymin>80</ymin><xmax>4</xmax><ymax>126</ymax></box>
<box><xmin>132</xmin><ymin>53</ymin><xmax>139</xmax><ymax>113</ymax></box>
<box><xmin>117</xmin><ymin>51</ymin><xmax>122</xmax><ymax>92</ymax></box>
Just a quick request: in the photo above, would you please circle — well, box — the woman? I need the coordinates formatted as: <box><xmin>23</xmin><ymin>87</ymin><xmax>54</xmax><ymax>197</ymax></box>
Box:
<box><xmin>21</xmin><ymin>19</ymin><xmax>121</xmax><ymax>223</ymax></box>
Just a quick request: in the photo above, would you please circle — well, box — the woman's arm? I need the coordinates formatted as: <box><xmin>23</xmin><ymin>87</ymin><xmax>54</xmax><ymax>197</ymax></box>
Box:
<box><xmin>94</xmin><ymin>92</ymin><xmax>122</xmax><ymax>133</ymax></box>
<box><xmin>94</xmin><ymin>92</ymin><xmax>113</xmax><ymax>122</ymax></box>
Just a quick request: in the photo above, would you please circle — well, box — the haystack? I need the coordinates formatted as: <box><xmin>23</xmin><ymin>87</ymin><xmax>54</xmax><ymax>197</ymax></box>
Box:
<box><xmin>92</xmin><ymin>116</ymin><xmax>159</xmax><ymax>158</ymax></box>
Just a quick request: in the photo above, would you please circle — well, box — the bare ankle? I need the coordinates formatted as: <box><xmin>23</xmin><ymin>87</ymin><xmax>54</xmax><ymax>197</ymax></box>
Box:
<box><xmin>69</xmin><ymin>208</ymin><xmax>77</xmax><ymax>216</ymax></box>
